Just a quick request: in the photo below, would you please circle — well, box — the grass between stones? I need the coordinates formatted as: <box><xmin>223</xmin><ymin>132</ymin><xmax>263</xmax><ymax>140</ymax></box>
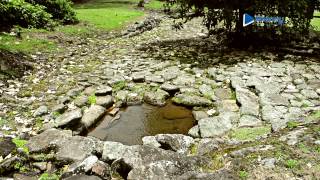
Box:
<box><xmin>12</xmin><ymin>138</ymin><xmax>29</xmax><ymax>154</ymax></box>
<box><xmin>229</xmin><ymin>126</ymin><xmax>271</xmax><ymax>141</ymax></box>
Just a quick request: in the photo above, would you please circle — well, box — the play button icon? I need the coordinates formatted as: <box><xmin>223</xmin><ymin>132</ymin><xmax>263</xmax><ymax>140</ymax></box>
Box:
<box><xmin>243</xmin><ymin>13</ymin><xmax>255</xmax><ymax>27</ymax></box>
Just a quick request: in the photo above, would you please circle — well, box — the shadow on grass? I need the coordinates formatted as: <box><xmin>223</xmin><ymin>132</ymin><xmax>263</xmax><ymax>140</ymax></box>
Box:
<box><xmin>74</xmin><ymin>0</ymin><xmax>139</xmax><ymax>9</ymax></box>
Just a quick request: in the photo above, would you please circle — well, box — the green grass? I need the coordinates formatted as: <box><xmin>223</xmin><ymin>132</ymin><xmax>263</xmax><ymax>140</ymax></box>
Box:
<box><xmin>285</xmin><ymin>159</ymin><xmax>299</xmax><ymax>169</ymax></box>
<box><xmin>311</xmin><ymin>11</ymin><xmax>320</xmax><ymax>31</ymax></box>
<box><xmin>230</xmin><ymin>126</ymin><xmax>271</xmax><ymax>141</ymax></box>
<box><xmin>74</xmin><ymin>0</ymin><xmax>145</xmax><ymax>30</ymax></box>
<box><xmin>239</xmin><ymin>170</ymin><xmax>248</xmax><ymax>179</ymax></box>
<box><xmin>76</xmin><ymin>8</ymin><xmax>144</xmax><ymax>30</ymax></box>
<box><xmin>145</xmin><ymin>0</ymin><xmax>164</xmax><ymax>10</ymax></box>
<box><xmin>12</xmin><ymin>138</ymin><xmax>29</xmax><ymax>154</ymax></box>
<box><xmin>0</xmin><ymin>33</ymin><xmax>56</xmax><ymax>53</ymax></box>
<box><xmin>88</xmin><ymin>94</ymin><xmax>97</xmax><ymax>105</ymax></box>
<box><xmin>287</xmin><ymin>121</ymin><xmax>299</xmax><ymax>129</ymax></box>
<box><xmin>39</xmin><ymin>173</ymin><xmax>59</xmax><ymax>180</ymax></box>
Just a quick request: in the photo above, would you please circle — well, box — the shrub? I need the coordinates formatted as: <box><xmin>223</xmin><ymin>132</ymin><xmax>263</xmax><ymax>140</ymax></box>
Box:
<box><xmin>0</xmin><ymin>0</ymin><xmax>54</xmax><ymax>30</ymax></box>
<box><xmin>26</xmin><ymin>0</ymin><xmax>78</xmax><ymax>24</ymax></box>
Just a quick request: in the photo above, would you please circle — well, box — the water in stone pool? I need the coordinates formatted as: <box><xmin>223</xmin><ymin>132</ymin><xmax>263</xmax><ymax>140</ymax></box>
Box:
<box><xmin>88</xmin><ymin>101</ymin><xmax>195</xmax><ymax>145</ymax></box>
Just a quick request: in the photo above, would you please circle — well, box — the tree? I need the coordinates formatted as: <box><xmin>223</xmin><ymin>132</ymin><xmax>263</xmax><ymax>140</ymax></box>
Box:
<box><xmin>164</xmin><ymin>0</ymin><xmax>320</xmax><ymax>34</ymax></box>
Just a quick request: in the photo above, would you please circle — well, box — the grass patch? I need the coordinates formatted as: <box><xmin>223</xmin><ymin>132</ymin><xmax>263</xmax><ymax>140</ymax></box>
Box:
<box><xmin>112</xmin><ymin>81</ymin><xmax>127</xmax><ymax>91</ymax></box>
<box><xmin>239</xmin><ymin>170</ymin><xmax>248</xmax><ymax>180</ymax></box>
<box><xmin>0</xmin><ymin>33</ymin><xmax>56</xmax><ymax>53</ymax></box>
<box><xmin>39</xmin><ymin>173</ymin><xmax>59</xmax><ymax>180</ymax></box>
<box><xmin>88</xmin><ymin>94</ymin><xmax>97</xmax><ymax>105</ymax></box>
<box><xmin>12</xmin><ymin>138</ymin><xmax>29</xmax><ymax>154</ymax></box>
<box><xmin>74</xmin><ymin>0</ymin><xmax>144</xmax><ymax>30</ymax></box>
<box><xmin>287</xmin><ymin>121</ymin><xmax>299</xmax><ymax>129</ymax></box>
<box><xmin>311</xmin><ymin>11</ymin><xmax>320</xmax><ymax>31</ymax></box>
<box><xmin>230</xmin><ymin>126</ymin><xmax>271</xmax><ymax>141</ymax></box>
<box><xmin>145</xmin><ymin>0</ymin><xmax>164</xmax><ymax>10</ymax></box>
<box><xmin>285</xmin><ymin>159</ymin><xmax>299</xmax><ymax>169</ymax></box>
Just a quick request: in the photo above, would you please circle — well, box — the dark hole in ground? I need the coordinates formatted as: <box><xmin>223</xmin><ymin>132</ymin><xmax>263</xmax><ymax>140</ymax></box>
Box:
<box><xmin>88</xmin><ymin>100</ymin><xmax>195</xmax><ymax>145</ymax></box>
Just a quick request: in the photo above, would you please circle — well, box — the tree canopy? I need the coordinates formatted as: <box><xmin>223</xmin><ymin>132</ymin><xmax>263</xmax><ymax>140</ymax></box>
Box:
<box><xmin>164</xmin><ymin>0</ymin><xmax>320</xmax><ymax>34</ymax></box>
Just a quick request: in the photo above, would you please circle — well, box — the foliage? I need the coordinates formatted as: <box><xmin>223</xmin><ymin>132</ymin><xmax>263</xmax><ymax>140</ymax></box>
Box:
<box><xmin>0</xmin><ymin>0</ymin><xmax>53</xmax><ymax>30</ymax></box>
<box><xmin>287</xmin><ymin>121</ymin><xmax>299</xmax><ymax>129</ymax></box>
<box><xmin>285</xmin><ymin>159</ymin><xmax>299</xmax><ymax>169</ymax></box>
<box><xmin>88</xmin><ymin>94</ymin><xmax>97</xmax><ymax>105</ymax></box>
<box><xmin>164</xmin><ymin>0</ymin><xmax>320</xmax><ymax>34</ymax></box>
<box><xmin>239</xmin><ymin>170</ymin><xmax>248</xmax><ymax>179</ymax></box>
<box><xmin>12</xmin><ymin>138</ymin><xmax>29</xmax><ymax>154</ymax></box>
<box><xmin>26</xmin><ymin>0</ymin><xmax>78</xmax><ymax>24</ymax></box>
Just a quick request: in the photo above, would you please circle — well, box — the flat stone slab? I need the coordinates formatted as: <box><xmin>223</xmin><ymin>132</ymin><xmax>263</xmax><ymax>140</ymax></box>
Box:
<box><xmin>172</xmin><ymin>94</ymin><xmax>212</xmax><ymax>107</ymax></box>
<box><xmin>55</xmin><ymin>108</ymin><xmax>82</xmax><ymax>128</ymax></box>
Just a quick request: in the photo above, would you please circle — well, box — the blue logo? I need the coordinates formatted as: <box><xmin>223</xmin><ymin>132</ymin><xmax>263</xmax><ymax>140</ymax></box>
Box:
<box><xmin>243</xmin><ymin>13</ymin><xmax>285</xmax><ymax>27</ymax></box>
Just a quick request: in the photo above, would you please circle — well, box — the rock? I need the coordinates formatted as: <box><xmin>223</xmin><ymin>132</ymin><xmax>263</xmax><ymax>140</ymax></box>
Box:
<box><xmin>95</xmin><ymin>85</ymin><xmax>112</xmax><ymax>96</ymax></box>
<box><xmin>301</xmin><ymin>89</ymin><xmax>319</xmax><ymax>99</ymax></box>
<box><xmin>145</xmin><ymin>75</ymin><xmax>164</xmax><ymax>83</ymax></box>
<box><xmin>192</xmin><ymin>110</ymin><xmax>208</xmax><ymax>121</ymax></box>
<box><xmin>108</xmin><ymin>107</ymin><xmax>119</xmax><ymax>116</ymax></box>
<box><xmin>160</xmin><ymin>83</ymin><xmax>179</xmax><ymax>93</ymax></box>
<box><xmin>126</xmin><ymin>92</ymin><xmax>143</xmax><ymax>105</ymax></box>
<box><xmin>172</xmin><ymin>94</ymin><xmax>212</xmax><ymax>107</ymax></box>
<box><xmin>260</xmin><ymin>93</ymin><xmax>289</xmax><ymax>106</ymax></box>
<box><xmin>279</xmin><ymin>128</ymin><xmax>306</xmax><ymax>145</ymax></box>
<box><xmin>261</xmin><ymin>158</ymin><xmax>276</xmax><ymax>168</ymax></box>
<box><xmin>96</xmin><ymin>96</ymin><xmax>113</xmax><ymax>108</ymax></box>
<box><xmin>230</xmin><ymin>145</ymin><xmax>274</xmax><ymax>157</ymax></box>
<box><xmin>33</xmin><ymin>105</ymin><xmax>48</xmax><ymax>117</ymax></box>
<box><xmin>261</xmin><ymin>105</ymin><xmax>288</xmax><ymax>131</ymax></box>
<box><xmin>197</xmin><ymin>139</ymin><xmax>219</xmax><ymax>155</ymax></box>
<box><xmin>155</xmin><ymin>134</ymin><xmax>194</xmax><ymax>154</ymax></box>
<box><xmin>132</xmin><ymin>72</ymin><xmax>145</xmax><ymax>82</ymax></box>
<box><xmin>216</xmin><ymin>100</ymin><xmax>239</xmax><ymax>113</ymax></box>
<box><xmin>91</xmin><ymin>161</ymin><xmax>111</xmax><ymax>179</ymax></box>
<box><xmin>64</xmin><ymin>155</ymin><xmax>98</xmax><ymax>176</ymax></box>
<box><xmin>74</xmin><ymin>95</ymin><xmax>88</xmax><ymax>107</ymax></box>
<box><xmin>172</xmin><ymin>74</ymin><xmax>195</xmax><ymax>86</ymax></box>
<box><xmin>0</xmin><ymin>137</ymin><xmax>16</xmax><ymax>157</ymax></box>
<box><xmin>236</xmin><ymin>88</ymin><xmax>259</xmax><ymax>116</ymax></box>
<box><xmin>52</xmin><ymin>104</ymin><xmax>67</xmax><ymax>114</ymax></box>
<box><xmin>316</xmin><ymin>89</ymin><xmax>320</xmax><ymax>95</ymax></box>
<box><xmin>238</xmin><ymin>115</ymin><xmax>262</xmax><ymax>127</ymax></box>
<box><xmin>67</xmin><ymin>87</ymin><xmax>83</xmax><ymax>98</ymax></box>
<box><xmin>27</xmin><ymin>129</ymin><xmax>102</xmax><ymax>162</ymax></box>
<box><xmin>198</xmin><ymin>115</ymin><xmax>233</xmax><ymax>138</ymax></box>
<box><xmin>143</xmin><ymin>89</ymin><xmax>169</xmax><ymax>106</ymax></box>
<box><xmin>33</xmin><ymin>162</ymin><xmax>47</xmax><ymax>171</ymax></box>
<box><xmin>64</xmin><ymin>175</ymin><xmax>102</xmax><ymax>180</ymax></box>
<box><xmin>199</xmin><ymin>84</ymin><xmax>214</xmax><ymax>97</ymax></box>
<box><xmin>102</xmin><ymin>141</ymin><xmax>130</xmax><ymax>161</ymax></box>
<box><xmin>188</xmin><ymin>125</ymin><xmax>200</xmax><ymax>138</ymax></box>
<box><xmin>81</xmin><ymin>105</ymin><xmax>106</xmax><ymax>128</ymax></box>
<box><xmin>142</xmin><ymin>136</ymin><xmax>161</xmax><ymax>148</ymax></box>
<box><xmin>55</xmin><ymin>108</ymin><xmax>82</xmax><ymax>128</ymax></box>
<box><xmin>214</xmin><ymin>88</ymin><xmax>232</xmax><ymax>100</ymax></box>
<box><xmin>0</xmin><ymin>156</ymin><xmax>21</xmax><ymax>175</ymax></box>
<box><xmin>115</xmin><ymin>90</ymin><xmax>128</xmax><ymax>104</ymax></box>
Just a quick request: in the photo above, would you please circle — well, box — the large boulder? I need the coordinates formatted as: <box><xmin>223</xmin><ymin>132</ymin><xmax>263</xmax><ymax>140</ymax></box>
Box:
<box><xmin>143</xmin><ymin>89</ymin><xmax>169</xmax><ymax>106</ymax></box>
<box><xmin>236</xmin><ymin>88</ymin><xmax>259</xmax><ymax>116</ymax></box>
<box><xmin>55</xmin><ymin>109</ymin><xmax>82</xmax><ymax>128</ymax></box>
<box><xmin>27</xmin><ymin>129</ymin><xmax>103</xmax><ymax>163</ymax></box>
<box><xmin>155</xmin><ymin>134</ymin><xmax>194</xmax><ymax>154</ymax></box>
<box><xmin>81</xmin><ymin>105</ymin><xmax>106</xmax><ymax>128</ymax></box>
<box><xmin>198</xmin><ymin>112</ymin><xmax>238</xmax><ymax>137</ymax></box>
